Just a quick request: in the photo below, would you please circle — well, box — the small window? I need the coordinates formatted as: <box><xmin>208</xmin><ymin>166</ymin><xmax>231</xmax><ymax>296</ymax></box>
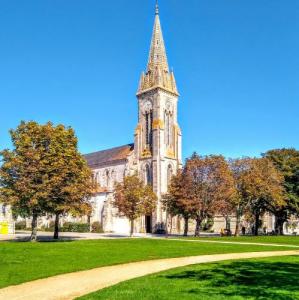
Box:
<box><xmin>2</xmin><ymin>205</ymin><xmax>6</xmax><ymax>216</ymax></box>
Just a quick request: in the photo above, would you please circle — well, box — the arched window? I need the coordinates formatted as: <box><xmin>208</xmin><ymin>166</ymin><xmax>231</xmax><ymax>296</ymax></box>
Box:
<box><xmin>111</xmin><ymin>170</ymin><xmax>116</xmax><ymax>187</ymax></box>
<box><xmin>145</xmin><ymin>165</ymin><xmax>152</xmax><ymax>186</ymax></box>
<box><xmin>105</xmin><ymin>170</ymin><xmax>110</xmax><ymax>187</ymax></box>
<box><xmin>1</xmin><ymin>204</ymin><xmax>6</xmax><ymax>216</ymax></box>
<box><xmin>92</xmin><ymin>173</ymin><xmax>97</xmax><ymax>185</ymax></box>
<box><xmin>165</xmin><ymin>111</ymin><xmax>172</xmax><ymax>147</ymax></box>
<box><xmin>94</xmin><ymin>172</ymin><xmax>99</xmax><ymax>185</ymax></box>
<box><xmin>145</xmin><ymin>111</ymin><xmax>153</xmax><ymax>150</ymax></box>
<box><xmin>167</xmin><ymin>164</ymin><xmax>173</xmax><ymax>187</ymax></box>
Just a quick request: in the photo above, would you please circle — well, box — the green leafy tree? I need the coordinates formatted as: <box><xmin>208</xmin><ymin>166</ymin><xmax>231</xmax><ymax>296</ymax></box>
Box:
<box><xmin>0</xmin><ymin>121</ymin><xmax>93</xmax><ymax>241</ymax></box>
<box><xmin>240</xmin><ymin>157</ymin><xmax>285</xmax><ymax>236</ymax></box>
<box><xmin>264</xmin><ymin>148</ymin><xmax>299</xmax><ymax>234</ymax></box>
<box><xmin>41</xmin><ymin>123</ymin><xmax>94</xmax><ymax>239</ymax></box>
<box><xmin>113</xmin><ymin>174</ymin><xmax>157</xmax><ymax>236</ymax></box>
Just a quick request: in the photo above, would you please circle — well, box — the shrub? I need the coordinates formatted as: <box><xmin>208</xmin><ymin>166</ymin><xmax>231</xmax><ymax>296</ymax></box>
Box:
<box><xmin>15</xmin><ymin>220</ymin><xmax>27</xmax><ymax>230</ymax></box>
<box><xmin>40</xmin><ymin>220</ymin><xmax>56</xmax><ymax>232</ymax></box>
<box><xmin>201</xmin><ymin>218</ymin><xmax>214</xmax><ymax>232</ymax></box>
<box><xmin>152</xmin><ymin>222</ymin><xmax>166</xmax><ymax>234</ymax></box>
<box><xmin>40</xmin><ymin>221</ymin><xmax>90</xmax><ymax>233</ymax></box>
<box><xmin>91</xmin><ymin>221</ymin><xmax>103</xmax><ymax>233</ymax></box>
<box><xmin>61</xmin><ymin>222</ymin><xmax>90</xmax><ymax>233</ymax></box>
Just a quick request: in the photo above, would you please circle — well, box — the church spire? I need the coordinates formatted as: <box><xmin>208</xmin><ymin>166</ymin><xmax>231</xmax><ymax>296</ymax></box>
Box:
<box><xmin>147</xmin><ymin>0</ymin><xmax>169</xmax><ymax>73</ymax></box>
<box><xmin>137</xmin><ymin>1</ymin><xmax>178</xmax><ymax>96</ymax></box>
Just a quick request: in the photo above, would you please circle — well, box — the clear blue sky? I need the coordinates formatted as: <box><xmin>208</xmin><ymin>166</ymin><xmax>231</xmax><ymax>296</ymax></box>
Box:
<box><xmin>0</xmin><ymin>0</ymin><xmax>298</xmax><ymax>159</ymax></box>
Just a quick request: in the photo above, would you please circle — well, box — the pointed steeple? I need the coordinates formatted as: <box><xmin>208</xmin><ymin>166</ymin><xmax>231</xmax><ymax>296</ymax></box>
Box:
<box><xmin>137</xmin><ymin>1</ymin><xmax>178</xmax><ymax>96</ymax></box>
<box><xmin>147</xmin><ymin>1</ymin><xmax>169</xmax><ymax>73</ymax></box>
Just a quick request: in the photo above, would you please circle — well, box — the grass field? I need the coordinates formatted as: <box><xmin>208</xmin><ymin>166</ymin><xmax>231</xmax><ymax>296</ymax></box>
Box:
<box><xmin>0</xmin><ymin>238</ymin><xmax>297</xmax><ymax>288</ymax></box>
<box><xmin>79</xmin><ymin>255</ymin><xmax>299</xmax><ymax>300</ymax></box>
<box><xmin>182</xmin><ymin>235</ymin><xmax>299</xmax><ymax>245</ymax></box>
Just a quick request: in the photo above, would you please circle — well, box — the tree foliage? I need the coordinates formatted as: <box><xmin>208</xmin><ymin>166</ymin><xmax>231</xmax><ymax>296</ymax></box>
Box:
<box><xmin>162</xmin><ymin>170</ymin><xmax>193</xmax><ymax>236</ymax></box>
<box><xmin>113</xmin><ymin>174</ymin><xmax>157</xmax><ymax>236</ymax></box>
<box><xmin>164</xmin><ymin>153</ymin><xmax>236</xmax><ymax>237</ymax></box>
<box><xmin>0</xmin><ymin>121</ymin><xmax>94</xmax><ymax>240</ymax></box>
<box><xmin>237</xmin><ymin>157</ymin><xmax>285</xmax><ymax>235</ymax></box>
<box><xmin>185</xmin><ymin>153</ymin><xmax>236</xmax><ymax>236</ymax></box>
<box><xmin>263</xmin><ymin>148</ymin><xmax>299</xmax><ymax>234</ymax></box>
<box><xmin>229</xmin><ymin>158</ymin><xmax>253</xmax><ymax>235</ymax></box>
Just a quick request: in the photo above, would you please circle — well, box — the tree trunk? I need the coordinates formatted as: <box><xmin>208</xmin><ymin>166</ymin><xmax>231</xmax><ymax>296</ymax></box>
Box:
<box><xmin>54</xmin><ymin>213</ymin><xmax>60</xmax><ymax>240</ymax></box>
<box><xmin>130</xmin><ymin>219</ymin><xmax>134</xmax><ymax>237</ymax></box>
<box><xmin>194</xmin><ymin>216</ymin><xmax>202</xmax><ymax>237</ymax></box>
<box><xmin>183</xmin><ymin>216</ymin><xmax>189</xmax><ymax>236</ymax></box>
<box><xmin>235</xmin><ymin>211</ymin><xmax>241</xmax><ymax>237</ymax></box>
<box><xmin>165</xmin><ymin>212</ymin><xmax>168</xmax><ymax>238</ymax></box>
<box><xmin>254</xmin><ymin>211</ymin><xmax>259</xmax><ymax>236</ymax></box>
<box><xmin>30</xmin><ymin>213</ymin><xmax>38</xmax><ymax>242</ymax></box>
<box><xmin>278</xmin><ymin>222</ymin><xmax>284</xmax><ymax>236</ymax></box>
<box><xmin>169</xmin><ymin>216</ymin><xmax>173</xmax><ymax>235</ymax></box>
<box><xmin>275</xmin><ymin>217</ymin><xmax>285</xmax><ymax>235</ymax></box>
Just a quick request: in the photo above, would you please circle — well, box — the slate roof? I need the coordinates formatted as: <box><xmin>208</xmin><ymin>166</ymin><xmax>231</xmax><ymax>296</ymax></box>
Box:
<box><xmin>84</xmin><ymin>144</ymin><xmax>134</xmax><ymax>169</ymax></box>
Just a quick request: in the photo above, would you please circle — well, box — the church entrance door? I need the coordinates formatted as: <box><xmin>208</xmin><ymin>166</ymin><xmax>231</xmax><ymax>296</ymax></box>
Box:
<box><xmin>145</xmin><ymin>215</ymin><xmax>152</xmax><ymax>233</ymax></box>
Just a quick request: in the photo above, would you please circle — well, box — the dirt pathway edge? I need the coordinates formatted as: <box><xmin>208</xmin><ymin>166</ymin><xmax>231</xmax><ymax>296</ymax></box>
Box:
<box><xmin>0</xmin><ymin>250</ymin><xmax>298</xmax><ymax>300</ymax></box>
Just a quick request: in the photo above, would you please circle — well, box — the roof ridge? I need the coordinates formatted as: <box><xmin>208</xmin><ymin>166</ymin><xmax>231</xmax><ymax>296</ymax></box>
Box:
<box><xmin>84</xmin><ymin>143</ymin><xmax>134</xmax><ymax>157</ymax></box>
<box><xmin>84</xmin><ymin>144</ymin><xmax>134</xmax><ymax>169</ymax></box>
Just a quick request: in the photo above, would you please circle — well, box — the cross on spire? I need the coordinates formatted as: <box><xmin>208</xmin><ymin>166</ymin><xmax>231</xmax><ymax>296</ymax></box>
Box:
<box><xmin>155</xmin><ymin>0</ymin><xmax>159</xmax><ymax>15</ymax></box>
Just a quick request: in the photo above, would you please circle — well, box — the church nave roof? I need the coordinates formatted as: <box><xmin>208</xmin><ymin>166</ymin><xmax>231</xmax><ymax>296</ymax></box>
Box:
<box><xmin>84</xmin><ymin>144</ymin><xmax>134</xmax><ymax>169</ymax></box>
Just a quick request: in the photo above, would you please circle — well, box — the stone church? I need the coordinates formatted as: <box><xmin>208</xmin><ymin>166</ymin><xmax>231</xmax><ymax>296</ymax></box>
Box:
<box><xmin>84</xmin><ymin>3</ymin><xmax>182</xmax><ymax>234</ymax></box>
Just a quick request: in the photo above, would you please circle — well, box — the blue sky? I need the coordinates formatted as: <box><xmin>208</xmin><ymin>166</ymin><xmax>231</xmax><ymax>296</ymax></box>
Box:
<box><xmin>0</xmin><ymin>0</ymin><xmax>298</xmax><ymax>159</ymax></box>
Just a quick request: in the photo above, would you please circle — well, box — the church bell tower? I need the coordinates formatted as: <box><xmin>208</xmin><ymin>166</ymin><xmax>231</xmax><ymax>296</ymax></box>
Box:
<box><xmin>134</xmin><ymin>2</ymin><xmax>182</xmax><ymax>231</ymax></box>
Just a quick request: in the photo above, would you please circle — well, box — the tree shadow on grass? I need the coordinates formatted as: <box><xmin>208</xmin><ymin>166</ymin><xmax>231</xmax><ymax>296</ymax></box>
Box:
<box><xmin>164</xmin><ymin>259</ymin><xmax>299</xmax><ymax>299</ymax></box>
<box><xmin>4</xmin><ymin>236</ymin><xmax>76</xmax><ymax>243</ymax></box>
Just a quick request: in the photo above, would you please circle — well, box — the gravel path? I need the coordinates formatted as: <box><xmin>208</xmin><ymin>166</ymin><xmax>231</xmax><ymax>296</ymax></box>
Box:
<box><xmin>164</xmin><ymin>238</ymin><xmax>299</xmax><ymax>248</ymax></box>
<box><xmin>0</xmin><ymin>250</ymin><xmax>298</xmax><ymax>300</ymax></box>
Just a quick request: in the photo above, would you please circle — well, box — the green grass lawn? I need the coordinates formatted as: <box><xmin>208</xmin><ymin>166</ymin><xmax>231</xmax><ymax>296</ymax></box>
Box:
<box><xmin>0</xmin><ymin>238</ymin><xmax>297</xmax><ymax>288</ymax></box>
<box><xmin>180</xmin><ymin>235</ymin><xmax>299</xmax><ymax>245</ymax></box>
<box><xmin>79</xmin><ymin>255</ymin><xmax>299</xmax><ymax>300</ymax></box>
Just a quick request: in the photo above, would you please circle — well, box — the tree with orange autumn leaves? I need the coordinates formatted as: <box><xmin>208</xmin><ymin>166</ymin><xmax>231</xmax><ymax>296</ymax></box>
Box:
<box><xmin>0</xmin><ymin>121</ymin><xmax>94</xmax><ymax>241</ymax></box>
<box><xmin>185</xmin><ymin>154</ymin><xmax>237</xmax><ymax>236</ymax></box>
<box><xmin>164</xmin><ymin>153</ymin><xmax>237</xmax><ymax>237</ymax></box>
<box><xmin>162</xmin><ymin>170</ymin><xmax>194</xmax><ymax>236</ymax></box>
<box><xmin>235</xmin><ymin>157</ymin><xmax>285</xmax><ymax>236</ymax></box>
<box><xmin>113</xmin><ymin>174</ymin><xmax>157</xmax><ymax>236</ymax></box>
